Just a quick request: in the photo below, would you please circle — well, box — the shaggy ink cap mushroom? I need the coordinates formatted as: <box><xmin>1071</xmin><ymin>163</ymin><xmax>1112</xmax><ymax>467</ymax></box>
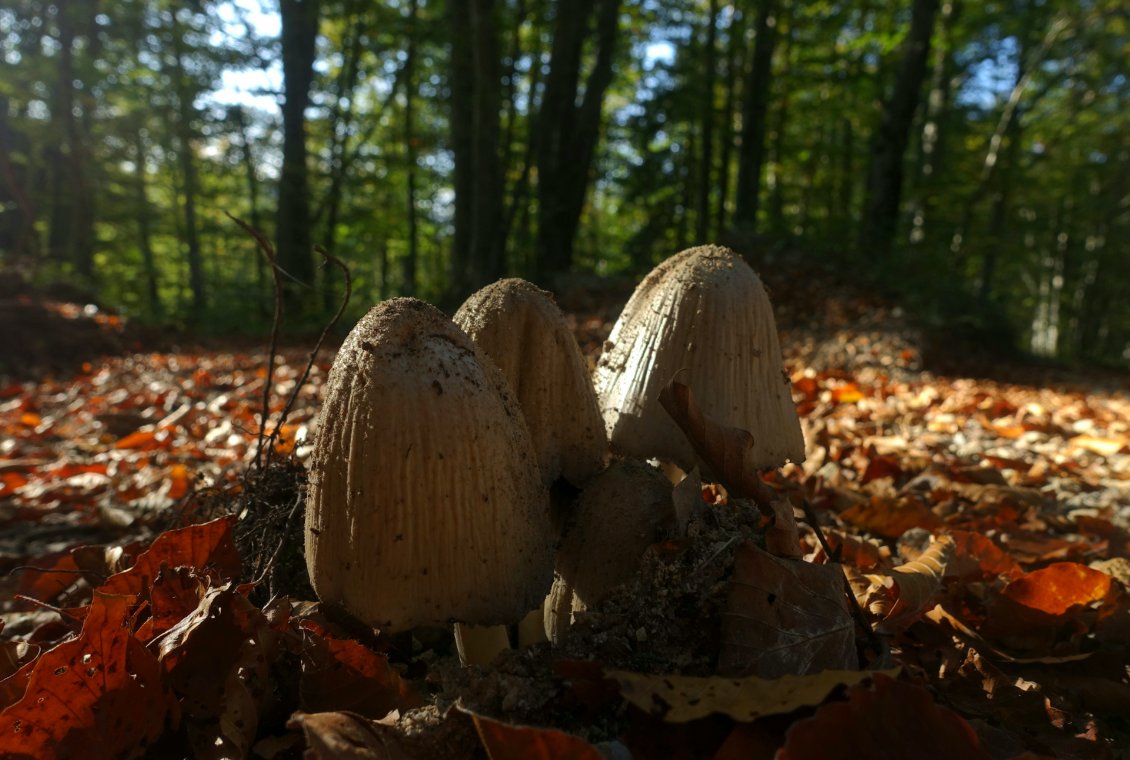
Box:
<box><xmin>545</xmin><ymin>459</ymin><xmax>676</xmax><ymax>643</ymax></box>
<box><xmin>593</xmin><ymin>245</ymin><xmax>805</xmax><ymax>472</ymax></box>
<box><xmin>304</xmin><ymin>297</ymin><xmax>555</xmax><ymax>632</ymax></box>
<box><xmin>454</xmin><ymin>278</ymin><xmax>607</xmax><ymax>489</ymax></box>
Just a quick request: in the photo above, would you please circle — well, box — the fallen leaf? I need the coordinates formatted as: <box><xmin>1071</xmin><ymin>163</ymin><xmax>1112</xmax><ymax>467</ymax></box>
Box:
<box><xmin>1001</xmin><ymin>562</ymin><xmax>1113</xmax><ymax>616</ymax></box>
<box><xmin>98</xmin><ymin>515</ymin><xmax>241</xmax><ymax>598</ymax></box>
<box><xmin>658</xmin><ymin>380</ymin><xmax>778</xmax><ymax>516</ymax></box>
<box><xmin>839</xmin><ymin>496</ymin><xmax>942</xmax><ymax>539</ymax></box>
<box><xmin>718</xmin><ymin>541</ymin><xmax>855</xmax><ymax>678</ymax></box>
<box><xmin>0</xmin><ymin>592</ymin><xmax>174</xmax><ymax>759</ymax></box>
<box><xmin>465</xmin><ymin>707</ymin><xmax>605</xmax><ymax>760</ymax></box>
<box><xmin>299</xmin><ymin>623</ymin><xmax>422</xmax><ymax>719</ymax></box>
<box><xmin>289</xmin><ymin>710</ymin><xmax>415</xmax><ymax>759</ymax></box>
<box><xmin>609</xmin><ymin>668</ymin><xmax>898</xmax><ymax>723</ymax></box>
<box><xmin>778</xmin><ymin>674</ymin><xmax>992</xmax><ymax>760</ymax></box>
<box><xmin>852</xmin><ymin>535</ymin><xmax>953</xmax><ymax>633</ymax></box>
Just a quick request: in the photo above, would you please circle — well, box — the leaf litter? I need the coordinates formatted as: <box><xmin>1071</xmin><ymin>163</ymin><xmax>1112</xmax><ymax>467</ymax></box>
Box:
<box><xmin>1</xmin><ymin>267</ymin><xmax>1129</xmax><ymax>758</ymax></box>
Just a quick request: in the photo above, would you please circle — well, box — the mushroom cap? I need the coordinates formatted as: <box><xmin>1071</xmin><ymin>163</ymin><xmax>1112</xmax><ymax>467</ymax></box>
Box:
<box><xmin>454</xmin><ymin>278</ymin><xmax>607</xmax><ymax>488</ymax></box>
<box><xmin>545</xmin><ymin>458</ymin><xmax>675</xmax><ymax>643</ymax></box>
<box><xmin>305</xmin><ymin>297</ymin><xmax>554</xmax><ymax>632</ymax></box>
<box><xmin>593</xmin><ymin>245</ymin><xmax>805</xmax><ymax>471</ymax></box>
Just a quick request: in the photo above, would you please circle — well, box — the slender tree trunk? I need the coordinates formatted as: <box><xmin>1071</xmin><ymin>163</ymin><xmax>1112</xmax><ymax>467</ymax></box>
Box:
<box><xmin>716</xmin><ymin>5</ymin><xmax>745</xmax><ymax>233</ymax></box>
<box><xmin>858</xmin><ymin>0</ymin><xmax>939</xmax><ymax>260</ymax></box>
<box><xmin>402</xmin><ymin>0</ymin><xmax>420</xmax><ymax>296</ymax></box>
<box><xmin>534</xmin><ymin>0</ymin><xmax>622</xmax><ymax>278</ymax></box>
<box><xmin>49</xmin><ymin>1</ymin><xmax>96</xmax><ymax>280</ymax></box>
<box><xmin>171</xmin><ymin>31</ymin><xmax>206</xmax><ymax>320</ymax></box>
<box><xmin>448</xmin><ymin>0</ymin><xmax>504</xmax><ymax>300</ymax></box>
<box><xmin>231</xmin><ymin>106</ymin><xmax>266</xmax><ymax>303</ymax></box>
<box><xmin>733</xmin><ymin>0</ymin><xmax>779</xmax><ymax>232</ymax></box>
<box><xmin>908</xmin><ymin>0</ymin><xmax>958</xmax><ymax>246</ymax></box>
<box><xmin>695</xmin><ymin>0</ymin><xmax>720</xmax><ymax>243</ymax></box>
<box><xmin>131</xmin><ymin>126</ymin><xmax>161</xmax><ymax>317</ymax></box>
<box><xmin>766</xmin><ymin>18</ymin><xmax>792</xmax><ymax>233</ymax></box>
<box><xmin>276</xmin><ymin>0</ymin><xmax>320</xmax><ymax>310</ymax></box>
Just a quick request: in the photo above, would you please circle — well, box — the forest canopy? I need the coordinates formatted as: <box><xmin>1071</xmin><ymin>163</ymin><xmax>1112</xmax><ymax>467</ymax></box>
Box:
<box><xmin>1</xmin><ymin>0</ymin><xmax>1127</xmax><ymax>363</ymax></box>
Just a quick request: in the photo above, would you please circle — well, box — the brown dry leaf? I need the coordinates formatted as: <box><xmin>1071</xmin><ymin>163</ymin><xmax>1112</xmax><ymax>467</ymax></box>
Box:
<box><xmin>658</xmin><ymin>380</ymin><xmax>780</xmax><ymax>517</ymax></box>
<box><xmin>718</xmin><ymin>541</ymin><xmax>855</xmax><ymax>678</ymax></box>
<box><xmin>298</xmin><ymin>621</ymin><xmax>422</xmax><ymax>719</ymax></box>
<box><xmin>464</xmin><ymin>707</ymin><xmax>605</xmax><ymax>760</ymax></box>
<box><xmin>777</xmin><ymin>674</ymin><xmax>992</xmax><ymax>760</ymax></box>
<box><xmin>808</xmin><ymin>529</ymin><xmax>885</xmax><ymax>571</ymax></box>
<box><xmin>289</xmin><ymin>710</ymin><xmax>415</xmax><ymax>759</ymax></box>
<box><xmin>0</xmin><ymin>592</ymin><xmax>174</xmax><ymax>759</ymax></box>
<box><xmin>853</xmin><ymin>534</ymin><xmax>954</xmax><ymax>633</ymax></box>
<box><xmin>154</xmin><ymin>585</ymin><xmax>275</xmax><ymax>759</ymax></box>
<box><xmin>1069</xmin><ymin>434</ymin><xmax>1128</xmax><ymax>457</ymax></box>
<box><xmin>945</xmin><ymin>530</ymin><xmax>1023</xmax><ymax>581</ymax></box>
<box><xmin>609</xmin><ymin>668</ymin><xmax>898</xmax><ymax>722</ymax></box>
<box><xmin>839</xmin><ymin>496</ymin><xmax>942</xmax><ymax>539</ymax></box>
<box><xmin>98</xmin><ymin>515</ymin><xmax>242</xmax><ymax>598</ymax></box>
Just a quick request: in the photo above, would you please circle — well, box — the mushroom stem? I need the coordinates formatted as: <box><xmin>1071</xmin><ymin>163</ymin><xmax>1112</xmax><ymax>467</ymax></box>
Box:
<box><xmin>453</xmin><ymin>622</ymin><xmax>511</xmax><ymax>666</ymax></box>
<box><xmin>517</xmin><ymin>606</ymin><xmax>548</xmax><ymax>647</ymax></box>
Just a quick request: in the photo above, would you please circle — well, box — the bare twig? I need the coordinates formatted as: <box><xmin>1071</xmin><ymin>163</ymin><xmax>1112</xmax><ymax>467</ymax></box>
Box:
<box><xmin>262</xmin><ymin>245</ymin><xmax>352</xmax><ymax>460</ymax></box>
<box><xmin>226</xmin><ymin>212</ymin><xmax>284</xmax><ymax>472</ymax></box>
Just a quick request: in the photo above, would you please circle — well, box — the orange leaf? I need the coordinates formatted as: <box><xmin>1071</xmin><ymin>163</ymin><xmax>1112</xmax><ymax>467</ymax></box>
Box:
<box><xmin>18</xmin><ymin>412</ymin><xmax>41</xmax><ymax>427</ymax></box>
<box><xmin>831</xmin><ymin>383</ymin><xmax>864</xmax><ymax>404</ymax></box>
<box><xmin>778</xmin><ymin>674</ymin><xmax>991</xmax><ymax>760</ymax></box>
<box><xmin>299</xmin><ymin>624</ymin><xmax>422</xmax><ymax>719</ymax></box>
<box><xmin>1001</xmin><ymin>563</ymin><xmax>1113</xmax><ymax>616</ymax></box>
<box><xmin>946</xmin><ymin>530</ymin><xmax>1023</xmax><ymax>581</ymax></box>
<box><xmin>0</xmin><ymin>592</ymin><xmax>174</xmax><ymax>759</ymax></box>
<box><xmin>466</xmin><ymin>708</ymin><xmax>605</xmax><ymax>760</ymax></box>
<box><xmin>98</xmin><ymin>516</ymin><xmax>242</xmax><ymax>599</ymax></box>
<box><xmin>166</xmin><ymin>463</ymin><xmax>190</xmax><ymax>500</ymax></box>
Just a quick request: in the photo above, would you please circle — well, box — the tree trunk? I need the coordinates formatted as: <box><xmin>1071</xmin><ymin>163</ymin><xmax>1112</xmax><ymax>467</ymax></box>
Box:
<box><xmin>448</xmin><ymin>0</ymin><xmax>504</xmax><ymax>300</ymax></box>
<box><xmin>131</xmin><ymin>126</ymin><xmax>161</xmax><ymax>317</ymax></box>
<box><xmin>402</xmin><ymin>0</ymin><xmax>420</xmax><ymax>297</ymax></box>
<box><xmin>48</xmin><ymin>1</ymin><xmax>97</xmax><ymax>281</ymax></box>
<box><xmin>715</xmin><ymin>5</ymin><xmax>745</xmax><ymax>233</ymax></box>
<box><xmin>858</xmin><ymin>0</ymin><xmax>939</xmax><ymax>260</ymax></box>
<box><xmin>766</xmin><ymin>15</ymin><xmax>792</xmax><ymax>233</ymax></box>
<box><xmin>171</xmin><ymin>29</ymin><xmax>206</xmax><ymax>320</ymax></box>
<box><xmin>908</xmin><ymin>0</ymin><xmax>958</xmax><ymax>246</ymax></box>
<box><xmin>231</xmin><ymin>106</ymin><xmax>266</xmax><ymax>306</ymax></box>
<box><xmin>695</xmin><ymin>0</ymin><xmax>720</xmax><ymax>243</ymax></box>
<box><xmin>733</xmin><ymin>0</ymin><xmax>779</xmax><ymax>232</ymax></box>
<box><xmin>534</xmin><ymin>0</ymin><xmax>622</xmax><ymax>278</ymax></box>
<box><xmin>276</xmin><ymin>0</ymin><xmax>320</xmax><ymax>311</ymax></box>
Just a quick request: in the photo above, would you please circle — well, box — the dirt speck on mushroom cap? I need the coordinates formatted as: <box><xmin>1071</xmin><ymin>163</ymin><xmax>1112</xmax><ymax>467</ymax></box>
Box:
<box><xmin>594</xmin><ymin>245</ymin><xmax>805</xmax><ymax>471</ymax></box>
<box><xmin>305</xmin><ymin>297</ymin><xmax>554</xmax><ymax>632</ymax></box>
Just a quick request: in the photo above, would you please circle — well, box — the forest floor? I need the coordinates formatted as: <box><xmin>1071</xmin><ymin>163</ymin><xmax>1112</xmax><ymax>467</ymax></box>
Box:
<box><xmin>0</xmin><ymin>260</ymin><xmax>1128</xmax><ymax>759</ymax></box>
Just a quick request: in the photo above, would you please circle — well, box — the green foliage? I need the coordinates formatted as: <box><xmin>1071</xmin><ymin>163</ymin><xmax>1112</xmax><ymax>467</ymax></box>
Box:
<box><xmin>0</xmin><ymin>0</ymin><xmax>1125</xmax><ymax>363</ymax></box>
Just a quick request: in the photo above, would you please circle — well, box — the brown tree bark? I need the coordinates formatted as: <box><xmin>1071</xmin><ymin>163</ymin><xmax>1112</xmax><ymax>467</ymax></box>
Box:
<box><xmin>403</xmin><ymin>0</ymin><xmax>420</xmax><ymax>297</ymax></box>
<box><xmin>448</xmin><ymin>0</ymin><xmax>504</xmax><ymax>300</ymax></box>
<box><xmin>534</xmin><ymin>0</ymin><xmax>622</xmax><ymax>278</ymax></box>
<box><xmin>695</xmin><ymin>0</ymin><xmax>720</xmax><ymax>243</ymax></box>
<box><xmin>858</xmin><ymin>0</ymin><xmax>939</xmax><ymax>260</ymax></box>
<box><xmin>170</xmin><ymin>26</ymin><xmax>206</xmax><ymax>320</ymax></box>
<box><xmin>276</xmin><ymin>0</ymin><xmax>320</xmax><ymax>310</ymax></box>
<box><xmin>733</xmin><ymin>0</ymin><xmax>779</xmax><ymax>232</ymax></box>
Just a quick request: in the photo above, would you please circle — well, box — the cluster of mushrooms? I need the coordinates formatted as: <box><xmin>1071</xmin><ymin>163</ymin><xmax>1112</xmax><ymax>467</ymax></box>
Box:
<box><xmin>304</xmin><ymin>244</ymin><xmax>805</xmax><ymax>665</ymax></box>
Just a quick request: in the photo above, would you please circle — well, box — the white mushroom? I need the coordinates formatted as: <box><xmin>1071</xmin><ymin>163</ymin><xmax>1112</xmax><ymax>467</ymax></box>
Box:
<box><xmin>304</xmin><ymin>298</ymin><xmax>554</xmax><ymax>644</ymax></box>
<box><xmin>454</xmin><ymin>278</ymin><xmax>607</xmax><ymax>488</ymax></box>
<box><xmin>593</xmin><ymin>245</ymin><xmax>804</xmax><ymax>473</ymax></box>
<box><xmin>545</xmin><ymin>459</ymin><xmax>676</xmax><ymax>643</ymax></box>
